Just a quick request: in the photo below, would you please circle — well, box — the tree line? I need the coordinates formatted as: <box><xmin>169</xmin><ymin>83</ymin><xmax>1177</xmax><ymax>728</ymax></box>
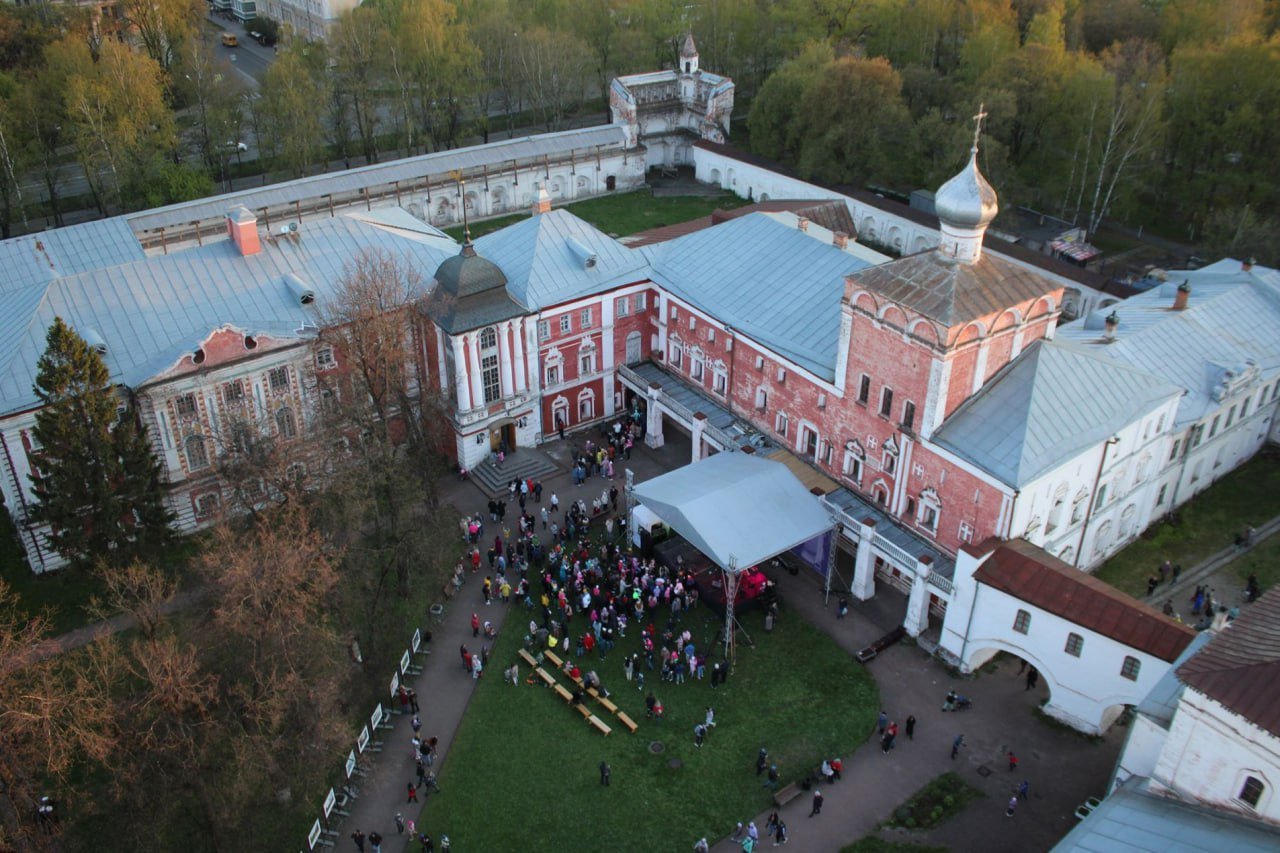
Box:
<box><xmin>0</xmin><ymin>0</ymin><xmax>1277</xmax><ymax>256</ymax></box>
<box><xmin>1</xmin><ymin>252</ymin><xmax>458</xmax><ymax>849</ymax></box>
<box><xmin>746</xmin><ymin>0</ymin><xmax>1280</xmax><ymax>263</ymax></box>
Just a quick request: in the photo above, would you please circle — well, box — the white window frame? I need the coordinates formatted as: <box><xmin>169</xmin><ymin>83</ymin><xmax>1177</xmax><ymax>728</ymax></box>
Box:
<box><xmin>577</xmin><ymin>388</ymin><xmax>596</xmax><ymax>421</ymax></box>
<box><xmin>842</xmin><ymin>441</ymin><xmax>864</xmax><ymax>483</ymax></box>
<box><xmin>315</xmin><ymin>347</ymin><xmax>337</xmax><ymax>372</ymax></box>
<box><xmin>559</xmin><ymin>315</ymin><xmax>572</xmax><ymax>334</ymax></box>
<box><xmin>775</xmin><ymin>411</ymin><xmax>789</xmax><ymax>437</ymax></box>
<box><xmin>615</xmin><ymin>296</ymin><xmax>630</xmax><ymax>316</ymax></box>
<box><xmin>634</xmin><ymin>292</ymin><xmax>647</xmax><ymax>311</ymax></box>
<box><xmin>755</xmin><ymin>387</ymin><xmax>767</xmax><ymax>411</ymax></box>
<box><xmin>268</xmin><ymin>366</ymin><xmax>290</xmax><ymax>392</ymax></box>
<box><xmin>958</xmin><ymin>521</ymin><xmax>974</xmax><ymax>543</ymax></box>
<box><xmin>538</xmin><ymin>320</ymin><xmax>551</xmax><ymax>341</ymax></box>
<box><xmin>879</xmin><ymin>386</ymin><xmax>894</xmax><ymax>418</ymax></box>
<box><xmin>580</xmin><ymin>308</ymin><xmax>593</xmax><ymax>329</ymax></box>
<box><xmin>712</xmin><ymin>367</ymin><xmax>727</xmax><ymax>396</ymax></box>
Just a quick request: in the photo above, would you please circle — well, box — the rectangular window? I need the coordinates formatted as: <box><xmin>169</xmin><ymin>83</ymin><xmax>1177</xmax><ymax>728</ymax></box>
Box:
<box><xmin>670</xmin><ymin>343</ymin><xmax>682</xmax><ymax>368</ymax></box>
<box><xmin>1191</xmin><ymin>424</ymin><xmax>1204</xmax><ymax>448</ymax></box>
<box><xmin>883</xmin><ymin>452</ymin><xmax>897</xmax><ymax>475</ymax></box>
<box><xmin>1241</xmin><ymin>397</ymin><xmax>1250</xmax><ymax>418</ymax></box>
<box><xmin>776</xmin><ymin>412</ymin><xmax>788</xmax><ymax>436</ymax></box>
<box><xmin>902</xmin><ymin>400</ymin><xmax>916</xmax><ymax>431</ymax></box>
<box><xmin>755</xmin><ymin>387</ymin><xmax>767</xmax><ymax>411</ymax></box>
<box><xmin>546</xmin><ymin>365</ymin><xmax>560</xmax><ymax>386</ymax></box>
<box><xmin>843</xmin><ymin>455</ymin><xmax>863</xmax><ymax>483</ymax></box>
<box><xmin>194</xmin><ymin>492</ymin><xmax>220</xmax><ymax>520</ymax></box>
<box><xmin>1209</xmin><ymin>415</ymin><xmax>1220</xmax><ymax>438</ymax></box>
<box><xmin>920</xmin><ymin>504</ymin><xmax>938</xmax><ymax>531</ymax></box>
<box><xmin>713</xmin><ymin>371</ymin><xmax>727</xmax><ymax>395</ymax></box>
<box><xmin>580</xmin><ymin>308</ymin><xmax>593</xmax><ymax>329</ymax></box>
<box><xmin>223</xmin><ymin>381</ymin><xmax>245</xmax><ymax>405</ymax></box>
<box><xmin>755</xmin><ymin>355</ymin><xmax>765</xmax><ymax>371</ymax></box>
<box><xmin>1240</xmin><ymin>776</ymin><xmax>1266</xmax><ymax>808</ymax></box>
<box><xmin>538</xmin><ymin>320</ymin><xmax>551</xmax><ymax>340</ymax></box>
<box><xmin>635</xmin><ymin>292</ymin><xmax>647</xmax><ymax>311</ymax></box>
<box><xmin>615</xmin><ymin>296</ymin><xmax>630</xmax><ymax>316</ymax></box>
<box><xmin>689</xmin><ymin>316</ymin><xmax>697</xmax><ymax>330</ymax></box>
<box><xmin>559</xmin><ymin>315</ymin><xmax>572</xmax><ymax>334</ymax></box>
<box><xmin>858</xmin><ymin>374</ymin><xmax>871</xmax><ymax>404</ymax></box>
<box><xmin>1120</xmin><ymin>656</ymin><xmax>1141</xmax><ymax>681</ymax></box>
<box><xmin>1013</xmin><ymin>609</ymin><xmax>1031</xmax><ymax>634</ymax></box>
<box><xmin>1094</xmin><ymin>484</ymin><xmax>1107</xmax><ymax>510</ymax></box>
<box><xmin>1065</xmin><ymin>633</ymin><xmax>1084</xmax><ymax>657</ymax></box>
<box><xmin>315</xmin><ymin>347</ymin><xmax>336</xmax><ymax>371</ymax></box>
<box><xmin>817</xmin><ymin>393</ymin><xmax>827</xmax><ymax>409</ymax></box>
<box><xmin>175</xmin><ymin>393</ymin><xmax>197</xmax><ymax>417</ymax></box>
<box><xmin>880</xmin><ymin>387</ymin><xmax>894</xmax><ymax>418</ymax></box>
<box><xmin>1168</xmin><ymin>440</ymin><xmax>1180</xmax><ymax>461</ymax></box>
<box><xmin>691</xmin><ymin>359</ymin><xmax>704</xmax><ymax>381</ymax></box>
<box><xmin>185</xmin><ymin>436</ymin><xmax>209</xmax><ymax>471</ymax></box>
<box><xmin>268</xmin><ymin>366</ymin><xmax>289</xmax><ymax>392</ymax></box>
<box><xmin>1225</xmin><ymin>405</ymin><xmax>1235</xmax><ymax>428</ymax></box>
<box><xmin>776</xmin><ymin>367</ymin><xmax>786</xmax><ymax>383</ymax></box>
<box><xmin>1156</xmin><ymin>484</ymin><xmax>1168</xmax><ymax>506</ymax></box>
<box><xmin>580</xmin><ymin>353</ymin><xmax>594</xmax><ymax>376</ymax></box>
<box><xmin>822</xmin><ymin>441</ymin><xmax>833</xmax><ymax>465</ymax></box>
<box><xmin>707</xmin><ymin>328</ymin><xmax>715</xmax><ymax>343</ymax></box>
<box><xmin>481</xmin><ymin>354</ymin><xmax>501</xmax><ymax>403</ymax></box>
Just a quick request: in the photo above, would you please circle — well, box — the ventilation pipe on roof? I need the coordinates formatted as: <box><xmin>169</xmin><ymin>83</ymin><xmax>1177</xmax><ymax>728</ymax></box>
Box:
<box><xmin>532</xmin><ymin>186</ymin><xmax>552</xmax><ymax>216</ymax></box>
<box><xmin>283</xmin><ymin>273</ymin><xmax>316</xmax><ymax>306</ymax></box>
<box><xmin>796</xmin><ymin>216</ymin><xmax>809</xmax><ymax>232</ymax></box>
<box><xmin>1173</xmin><ymin>280</ymin><xmax>1191</xmax><ymax>311</ymax></box>
<box><xmin>566</xmin><ymin>237</ymin><xmax>598</xmax><ymax>270</ymax></box>
<box><xmin>1242</xmin><ymin>257</ymin><xmax>1256</xmax><ymax>273</ymax></box>
<box><xmin>80</xmin><ymin>327</ymin><xmax>108</xmax><ymax>356</ymax></box>
<box><xmin>1103</xmin><ymin>311</ymin><xmax>1119</xmax><ymax>342</ymax></box>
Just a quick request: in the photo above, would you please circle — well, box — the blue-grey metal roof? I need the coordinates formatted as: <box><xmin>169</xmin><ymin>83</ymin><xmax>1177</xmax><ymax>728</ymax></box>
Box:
<box><xmin>1056</xmin><ymin>260</ymin><xmax>1280</xmax><ymax>427</ymax></box>
<box><xmin>126</xmin><ymin>126</ymin><xmax>628</xmax><ymax>232</ymax></box>
<box><xmin>823</xmin><ymin>486</ymin><xmax>956</xmax><ymax>579</ymax></box>
<box><xmin>645</xmin><ymin>212</ymin><xmax>877</xmax><ymax>381</ymax></box>
<box><xmin>932</xmin><ymin>340</ymin><xmax>1183</xmax><ymax>488</ymax></box>
<box><xmin>1134</xmin><ymin>631</ymin><xmax>1213</xmax><ymax>729</ymax></box>
<box><xmin>0</xmin><ymin>215</ymin><xmax>455</xmax><ymax>415</ymax></box>
<box><xmin>474</xmin><ymin>209</ymin><xmax>649</xmax><ymax>310</ymax></box>
<box><xmin>1052</xmin><ymin>776</ymin><xmax>1280</xmax><ymax>853</ymax></box>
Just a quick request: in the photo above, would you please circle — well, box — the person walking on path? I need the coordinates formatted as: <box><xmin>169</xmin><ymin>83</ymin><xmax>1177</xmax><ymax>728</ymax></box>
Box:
<box><xmin>395</xmin><ymin>813</ymin><xmax>405</xmax><ymax>834</ymax></box>
<box><xmin>1025</xmin><ymin>668</ymin><xmax>1038</xmax><ymax>691</ymax></box>
<box><xmin>764</xmin><ymin>763</ymin><xmax>779</xmax><ymax>790</ymax></box>
<box><xmin>877</xmin><ymin>710</ymin><xmax>888</xmax><ymax>735</ymax></box>
<box><xmin>600</xmin><ymin>761</ymin><xmax>611</xmax><ymax>786</ymax></box>
<box><xmin>808</xmin><ymin>788</ymin><xmax>824</xmax><ymax>817</ymax></box>
<box><xmin>407</xmin><ymin>782</ymin><xmax>418</xmax><ymax>803</ymax></box>
<box><xmin>694</xmin><ymin>839</ymin><xmax>710</xmax><ymax>853</ymax></box>
<box><xmin>773</xmin><ymin>819</ymin><xmax>788</xmax><ymax>846</ymax></box>
<box><xmin>1017</xmin><ymin>780</ymin><xmax>1030</xmax><ymax>800</ymax></box>
<box><xmin>905</xmin><ymin>715</ymin><xmax>916</xmax><ymax>740</ymax></box>
<box><xmin>351</xmin><ymin>830</ymin><xmax>366</xmax><ymax>852</ymax></box>
<box><xmin>952</xmin><ymin>734</ymin><xmax>965</xmax><ymax>759</ymax></box>
<box><xmin>694</xmin><ymin>723</ymin><xmax>707</xmax><ymax>747</ymax></box>
<box><xmin>1007</xmin><ymin>751</ymin><xmax>1018</xmax><ymax>772</ymax></box>
<box><xmin>1006</xmin><ymin>796</ymin><xmax>1018</xmax><ymax>817</ymax></box>
<box><xmin>369</xmin><ymin>831</ymin><xmax>383</xmax><ymax>853</ymax></box>
<box><xmin>882</xmin><ymin>721</ymin><xmax>898</xmax><ymax>752</ymax></box>
<box><xmin>471</xmin><ymin>613</ymin><xmax>480</xmax><ymax>638</ymax></box>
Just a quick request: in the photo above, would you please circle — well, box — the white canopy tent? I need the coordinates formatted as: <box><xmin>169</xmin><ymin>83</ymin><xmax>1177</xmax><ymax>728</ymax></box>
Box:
<box><xmin>631</xmin><ymin>452</ymin><xmax>836</xmax><ymax>660</ymax></box>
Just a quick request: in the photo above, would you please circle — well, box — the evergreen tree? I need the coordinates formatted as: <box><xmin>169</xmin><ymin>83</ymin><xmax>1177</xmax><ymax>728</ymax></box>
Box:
<box><xmin>28</xmin><ymin>317</ymin><xmax>172</xmax><ymax>567</ymax></box>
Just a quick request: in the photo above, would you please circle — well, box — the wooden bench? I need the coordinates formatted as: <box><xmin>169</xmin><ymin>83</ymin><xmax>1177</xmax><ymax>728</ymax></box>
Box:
<box><xmin>535</xmin><ymin>668</ymin><xmax>556</xmax><ymax>687</ymax></box>
<box><xmin>587</xmin><ymin>715</ymin><xmax>612</xmax><ymax>735</ymax></box>
<box><xmin>596</xmin><ymin>695</ymin><xmax>619</xmax><ymax>715</ymax></box>
<box><xmin>553</xmin><ymin>684</ymin><xmax>574</xmax><ymax>703</ymax></box>
<box><xmin>441</xmin><ymin>583</ymin><xmax>457</xmax><ymax>600</ymax></box>
<box><xmin>575</xmin><ymin>703</ymin><xmax>593</xmax><ymax>719</ymax></box>
<box><xmin>773</xmin><ymin>783</ymin><xmax>803</xmax><ymax>807</ymax></box>
<box><xmin>615</xmin><ymin>711</ymin><xmax>639</xmax><ymax>733</ymax></box>
<box><xmin>543</xmin><ymin>650</ymin><xmax>564</xmax><ymax>669</ymax></box>
<box><xmin>517</xmin><ymin>649</ymin><xmax>539</xmax><ymax>669</ymax></box>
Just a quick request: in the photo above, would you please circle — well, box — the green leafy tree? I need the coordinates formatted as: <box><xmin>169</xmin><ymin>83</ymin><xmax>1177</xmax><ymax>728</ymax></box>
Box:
<box><xmin>747</xmin><ymin>41</ymin><xmax>832</xmax><ymax>162</ymax></box>
<box><xmin>28</xmin><ymin>318</ymin><xmax>173</xmax><ymax>568</ymax></box>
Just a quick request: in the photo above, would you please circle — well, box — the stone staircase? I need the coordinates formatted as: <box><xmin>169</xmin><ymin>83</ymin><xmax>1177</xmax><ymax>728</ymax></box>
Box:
<box><xmin>468</xmin><ymin>446</ymin><xmax>561</xmax><ymax>497</ymax></box>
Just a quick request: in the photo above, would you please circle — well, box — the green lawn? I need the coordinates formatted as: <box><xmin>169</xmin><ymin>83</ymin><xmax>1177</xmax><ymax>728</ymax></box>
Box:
<box><xmin>421</xmin><ymin>597</ymin><xmax>878</xmax><ymax>851</ymax></box>
<box><xmin>1094</xmin><ymin>452</ymin><xmax>1280</xmax><ymax>596</ymax></box>
<box><xmin>1229</xmin><ymin>533</ymin><xmax>1280</xmax><ymax>592</ymax></box>
<box><xmin>445</xmin><ymin>188</ymin><xmax>749</xmax><ymax>241</ymax></box>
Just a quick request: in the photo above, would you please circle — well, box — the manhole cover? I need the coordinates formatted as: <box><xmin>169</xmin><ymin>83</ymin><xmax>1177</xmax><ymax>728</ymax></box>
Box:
<box><xmin>667</xmin><ymin>758</ymin><xmax>683</xmax><ymax>770</ymax></box>
<box><xmin>977</xmin><ymin>765</ymin><xmax>992</xmax><ymax>777</ymax></box>
<box><xmin>649</xmin><ymin>741</ymin><xmax>665</xmax><ymax>754</ymax></box>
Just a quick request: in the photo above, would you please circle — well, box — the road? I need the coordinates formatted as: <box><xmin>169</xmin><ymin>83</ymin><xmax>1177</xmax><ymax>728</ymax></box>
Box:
<box><xmin>204</xmin><ymin>13</ymin><xmax>274</xmax><ymax>89</ymax></box>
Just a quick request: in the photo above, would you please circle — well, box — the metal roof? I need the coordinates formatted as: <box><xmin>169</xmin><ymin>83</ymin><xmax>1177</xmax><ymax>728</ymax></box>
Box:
<box><xmin>1177</xmin><ymin>586</ymin><xmax>1280</xmax><ymax>739</ymax></box>
<box><xmin>1134</xmin><ymin>632</ymin><xmax>1213</xmax><ymax>729</ymax></box>
<box><xmin>1052</xmin><ymin>776</ymin><xmax>1280</xmax><ymax>853</ymax></box>
<box><xmin>932</xmin><ymin>339</ymin><xmax>1183</xmax><ymax>487</ymax></box>
<box><xmin>646</xmin><ymin>212</ymin><xmax>880</xmax><ymax>381</ymax></box>
<box><xmin>823</xmin><ymin>487</ymin><xmax>957</xmax><ymax>580</ymax></box>
<box><xmin>0</xmin><ymin>214</ymin><xmax>455</xmax><ymax>415</ymax></box>
<box><xmin>1056</xmin><ymin>260</ymin><xmax>1280</xmax><ymax>427</ymax></box>
<box><xmin>126</xmin><ymin>125</ymin><xmax>628</xmax><ymax>232</ymax></box>
<box><xmin>974</xmin><ymin>539</ymin><xmax>1195</xmax><ymax>662</ymax></box>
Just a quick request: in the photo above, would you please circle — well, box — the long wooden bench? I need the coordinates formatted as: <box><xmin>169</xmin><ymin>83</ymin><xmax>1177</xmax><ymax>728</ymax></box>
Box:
<box><xmin>517</xmin><ymin>649</ymin><xmax>539</xmax><ymax>669</ymax></box>
<box><xmin>575</xmin><ymin>703</ymin><xmax>593</xmax><ymax>719</ymax></box>
<box><xmin>543</xmin><ymin>650</ymin><xmax>564</xmax><ymax>669</ymax></box>
<box><xmin>615</xmin><ymin>711</ymin><xmax>639</xmax><ymax>733</ymax></box>
<box><xmin>587</xmin><ymin>714</ymin><xmax>612</xmax><ymax>736</ymax></box>
<box><xmin>535</xmin><ymin>668</ymin><xmax>556</xmax><ymax>687</ymax></box>
<box><xmin>596</xmin><ymin>695</ymin><xmax>619</xmax><ymax>715</ymax></box>
<box><xmin>553</xmin><ymin>684</ymin><xmax>574</xmax><ymax>703</ymax></box>
<box><xmin>773</xmin><ymin>782</ymin><xmax>803</xmax><ymax>807</ymax></box>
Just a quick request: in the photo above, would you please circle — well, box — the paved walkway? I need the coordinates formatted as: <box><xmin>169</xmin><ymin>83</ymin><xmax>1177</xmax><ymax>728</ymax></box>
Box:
<box><xmin>1144</xmin><ymin>514</ymin><xmax>1280</xmax><ymax>617</ymax></box>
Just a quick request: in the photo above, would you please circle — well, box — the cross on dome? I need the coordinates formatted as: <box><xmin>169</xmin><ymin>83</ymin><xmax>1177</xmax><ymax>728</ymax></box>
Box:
<box><xmin>971</xmin><ymin>103</ymin><xmax>988</xmax><ymax>153</ymax></box>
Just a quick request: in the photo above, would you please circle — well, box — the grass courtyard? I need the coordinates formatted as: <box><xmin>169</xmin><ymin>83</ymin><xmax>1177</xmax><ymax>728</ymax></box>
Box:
<box><xmin>421</xmin><ymin>596</ymin><xmax>878</xmax><ymax>851</ymax></box>
<box><xmin>1094</xmin><ymin>451</ymin><xmax>1280</xmax><ymax>596</ymax></box>
<box><xmin>445</xmin><ymin>188</ymin><xmax>749</xmax><ymax>241</ymax></box>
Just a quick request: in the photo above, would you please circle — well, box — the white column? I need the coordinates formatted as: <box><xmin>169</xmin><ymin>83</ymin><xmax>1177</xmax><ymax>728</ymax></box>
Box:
<box><xmin>498</xmin><ymin>322</ymin><xmax>514</xmax><ymax>399</ymax></box>
<box><xmin>512</xmin><ymin>319</ymin><xmax>527</xmax><ymax>394</ymax></box>
<box><xmin>690</xmin><ymin>412</ymin><xmax>706</xmax><ymax>463</ymax></box>
<box><xmin>467</xmin><ymin>332</ymin><xmax>483</xmax><ymax>407</ymax></box>
<box><xmin>903</xmin><ymin>557</ymin><xmax>934</xmax><ymax>637</ymax></box>
<box><xmin>645</xmin><ymin>382</ymin><xmax>664</xmax><ymax>449</ymax></box>
<box><xmin>451</xmin><ymin>335</ymin><xmax>472</xmax><ymax>411</ymax></box>
<box><xmin>851</xmin><ymin>519</ymin><xmax>877</xmax><ymax>600</ymax></box>
<box><xmin>971</xmin><ymin>341</ymin><xmax>990</xmax><ymax>395</ymax></box>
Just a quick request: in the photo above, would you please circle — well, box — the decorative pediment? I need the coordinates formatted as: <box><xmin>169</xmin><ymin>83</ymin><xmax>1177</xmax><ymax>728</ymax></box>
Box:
<box><xmin>844</xmin><ymin>439</ymin><xmax>865</xmax><ymax>457</ymax></box>
<box><xmin>884</xmin><ymin>436</ymin><xmax>899</xmax><ymax>455</ymax></box>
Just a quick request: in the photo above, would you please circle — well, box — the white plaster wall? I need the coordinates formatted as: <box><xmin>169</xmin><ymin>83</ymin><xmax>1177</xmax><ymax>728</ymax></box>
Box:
<box><xmin>1152</xmin><ymin>690</ymin><xmax>1280</xmax><ymax>825</ymax></box>
<box><xmin>1113</xmin><ymin>712</ymin><xmax>1173</xmax><ymax>790</ymax></box>
<box><xmin>946</xmin><ymin>581</ymin><xmax>1173</xmax><ymax>733</ymax></box>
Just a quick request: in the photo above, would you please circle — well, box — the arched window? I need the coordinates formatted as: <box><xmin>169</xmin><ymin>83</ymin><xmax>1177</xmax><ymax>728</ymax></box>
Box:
<box><xmin>1046</xmin><ymin>484</ymin><xmax>1068</xmax><ymax>533</ymax></box>
<box><xmin>669</xmin><ymin>335</ymin><xmax>683</xmax><ymax>368</ymax></box>
<box><xmin>185</xmin><ymin>434</ymin><xmax>209</xmax><ymax>471</ymax></box>
<box><xmin>276</xmin><ymin>406</ymin><xmax>297</xmax><ymax>440</ymax></box>
<box><xmin>1071</xmin><ymin>489</ymin><xmax>1089</xmax><ymax>524</ymax></box>
<box><xmin>1240</xmin><ymin>776</ymin><xmax>1266</xmax><ymax>808</ymax></box>
<box><xmin>577</xmin><ymin>388</ymin><xmax>595</xmax><ymax>421</ymax></box>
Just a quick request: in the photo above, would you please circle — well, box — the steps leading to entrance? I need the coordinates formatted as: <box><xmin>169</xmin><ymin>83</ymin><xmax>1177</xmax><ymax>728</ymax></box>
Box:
<box><xmin>468</xmin><ymin>447</ymin><xmax>560</xmax><ymax>497</ymax></box>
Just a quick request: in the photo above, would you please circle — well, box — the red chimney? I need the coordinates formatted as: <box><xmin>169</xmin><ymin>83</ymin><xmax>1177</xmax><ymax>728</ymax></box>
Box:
<box><xmin>226</xmin><ymin>206</ymin><xmax>261</xmax><ymax>256</ymax></box>
<box><xmin>833</xmin><ymin>231</ymin><xmax>849</xmax><ymax>250</ymax></box>
<box><xmin>1173</xmin><ymin>280</ymin><xmax>1191</xmax><ymax>310</ymax></box>
<box><xmin>1242</xmin><ymin>257</ymin><xmax>1256</xmax><ymax>272</ymax></box>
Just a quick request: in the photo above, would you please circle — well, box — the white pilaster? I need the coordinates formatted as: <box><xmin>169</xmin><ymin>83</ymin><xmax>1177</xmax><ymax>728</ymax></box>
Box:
<box><xmin>691</xmin><ymin>413</ymin><xmax>706</xmax><ymax>463</ymax></box>
<box><xmin>451</xmin><ymin>335</ymin><xmax>472</xmax><ymax>411</ymax></box>
<box><xmin>851</xmin><ymin>519</ymin><xmax>877</xmax><ymax>601</ymax></box>
<box><xmin>903</xmin><ymin>557</ymin><xmax>933</xmax><ymax>637</ymax></box>
<box><xmin>971</xmin><ymin>341</ymin><xmax>990</xmax><ymax>395</ymax></box>
<box><xmin>498</xmin><ymin>321</ymin><xmax>514</xmax><ymax>399</ymax></box>
<box><xmin>512</xmin><ymin>319</ymin><xmax>527</xmax><ymax>393</ymax></box>
<box><xmin>645</xmin><ymin>383</ymin><xmax>665</xmax><ymax>449</ymax></box>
